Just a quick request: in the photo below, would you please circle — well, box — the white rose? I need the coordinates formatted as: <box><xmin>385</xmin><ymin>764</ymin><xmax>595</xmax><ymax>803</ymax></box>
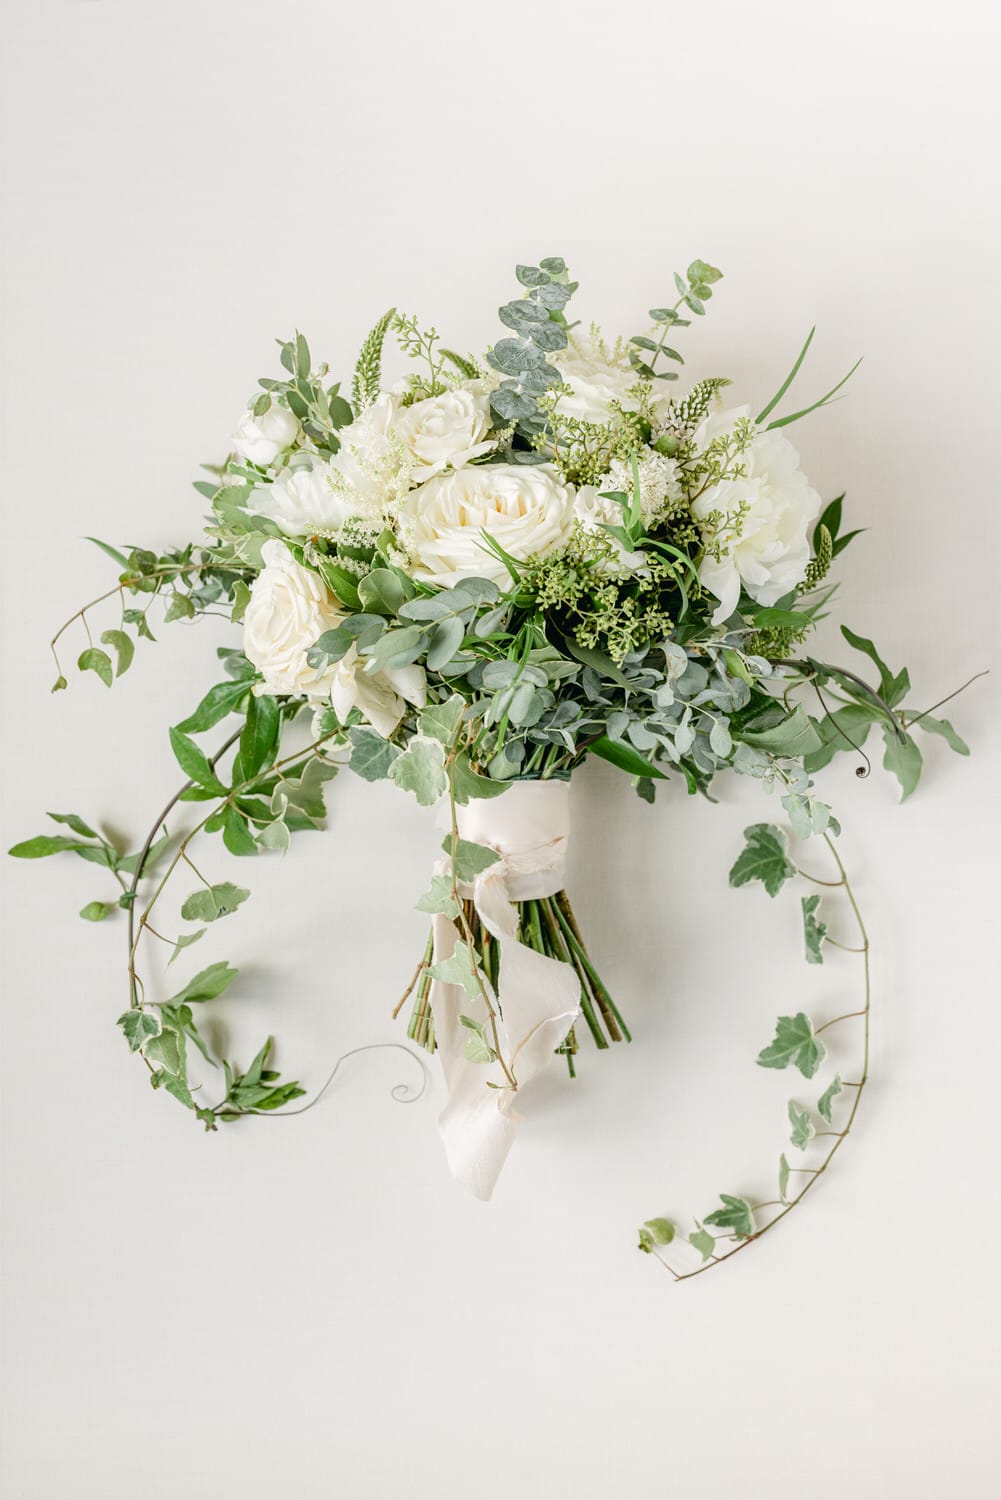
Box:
<box><xmin>250</xmin><ymin>458</ymin><xmax>358</xmax><ymax>538</ymax></box>
<box><xmin>553</xmin><ymin>351</ymin><xmax>641</xmax><ymax>425</ymax></box>
<box><xmin>403</xmin><ymin>463</ymin><xmax>575</xmax><ymax>588</ymax></box>
<box><xmin>231</xmin><ymin>402</ymin><xmax>300</xmax><ymax>466</ymax></box>
<box><xmin>573</xmin><ymin>487</ymin><xmax>649</xmax><ymax>575</ymax></box>
<box><xmin>692</xmin><ymin>405</ymin><xmax>821</xmax><ymax>625</ymax></box>
<box><xmin>392</xmin><ymin>386</ymin><xmax>495</xmax><ymax>481</ymax></box>
<box><xmin>243</xmin><ymin>540</ymin><xmax>344</xmax><ymax>699</ymax></box>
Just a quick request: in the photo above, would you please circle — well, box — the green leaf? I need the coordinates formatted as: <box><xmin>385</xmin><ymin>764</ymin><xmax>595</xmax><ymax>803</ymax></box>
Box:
<box><xmin>99</xmin><ymin>629</ymin><xmax>135</xmax><ymax>677</ymax></box>
<box><xmin>742</xmin><ymin>704</ymin><xmax>823</xmax><ymax>757</ymax></box>
<box><xmin>802</xmin><ymin>704</ymin><xmax>877</xmax><ymax>774</ymax></box>
<box><xmin>164</xmin><ymin>591</ymin><xmax>196</xmax><ymax>622</ymax></box>
<box><xmin>415</xmin><ymin>875</ymin><xmax>460</xmax><ymax>919</ymax></box>
<box><xmin>912</xmin><ymin>714</ymin><xmax>969</xmax><ymax>755</ymax></box>
<box><xmin>687</xmin><ymin>258</ymin><xmax>722</xmax><ymax>285</ymax></box>
<box><xmin>239</xmin><ymin>693</ymin><xmax>280</xmax><ymax>780</ymax></box>
<box><xmin>169</xmin><ymin>961</ymin><xmax>238</xmax><ymax>1005</ymax></box>
<box><xmin>117</xmin><ymin>1009</ymin><xmax>161</xmax><ymax>1051</ymax></box>
<box><xmin>167</xmin><ymin>929</ymin><xmax>205</xmax><ymax>966</ymax></box>
<box><xmin>757</xmin><ymin>1013</ymin><xmax>826</xmax><ymax>1079</ymax></box>
<box><xmin>348</xmin><ymin>726</ymin><xmax>402</xmax><ymax>781</ymax></box>
<box><xmin>256</xmin><ymin>819</ymin><xmax>290</xmax><ymax>853</ymax></box>
<box><xmin>755</xmin><ymin>326</ymin><xmax>816</xmax><ymax>424</ymax></box>
<box><xmin>419</xmin><ymin>695</ymin><xmax>466</xmax><ymax>746</ymax></box>
<box><xmin>85</xmin><ymin>535</ymin><xmax>131</xmax><ymax>569</ymax></box>
<box><xmin>637</xmin><ymin>1217</ymin><xmax>676</xmax><ymax>1253</ymax></box>
<box><xmin>272</xmin><ymin>756</ymin><xmax>337</xmax><ymax>824</ymax></box>
<box><xmin>459</xmin><ymin>1013</ymin><xmax>497</xmax><ymax>1063</ymax></box>
<box><xmin>704</xmin><ymin>1194</ymin><xmax>755</xmax><ymax>1240</ymax></box>
<box><xmin>175</xmin><ymin>680</ymin><xmax>250</xmax><ymax>733</ymax></box>
<box><xmin>728</xmin><ymin>823</ymin><xmax>796</xmax><ymax>897</ymax></box>
<box><xmin>146</xmin><ymin>1028</ymin><xmax>183</xmax><ymax>1074</ymax></box>
<box><xmin>766</xmin><ymin>357</ymin><xmax>863</xmax><ymax>431</ymax></box>
<box><xmin>688</xmin><ymin>1226</ymin><xmax>716</xmax><ymax>1262</ymax></box>
<box><xmin>79</xmin><ymin>900</ymin><xmax>110</xmax><ymax>922</ymax></box>
<box><xmin>169</xmin><ymin>727</ymin><xmax>228</xmax><ymax>794</ymax></box>
<box><xmin>881</xmin><ymin>726</ymin><xmax>923</xmax><ymax>800</ymax></box>
<box><xmin>230</xmin><ymin>579</ymin><xmax>252</xmax><ymax>622</ymax></box>
<box><xmin>451</xmin><ymin>752</ymin><xmax>509</xmax><ymax>804</ymax></box>
<box><xmin>817</xmin><ymin>1074</ymin><xmax>843</xmax><ymax>1124</ymax></box>
<box><xmin>8</xmin><ymin>833</ymin><xmax>99</xmax><ymax>859</ymax></box>
<box><xmin>222</xmin><ymin>806</ymin><xmax>259</xmax><ymax>857</ymax></box>
<box><xmin>152</xmin><ymin>1069</ymin><xmax>196</xmax><ymax>1110</ymax></box>
<box><xmin>589</xmin><ymin>734</ymin><xmax>668</xmax><ymax>780</ymax></box>
<box><xmin>788</xmin><ymin>1101</ymin><xmax>816</xmax><ymax>1149</ymax></box>
<box><xmin>427</xmin><ymin>941</ymin><xmax>480</xmax><ymax>999</ymax></box>
<box><xmin>180</xmin><ymin>882</ymin><xmax>250</xmax><ymax>923</ymax></box>
<box><xmin>440</xmin><ymin>834</ymin><xmax>501</xmax><ymax>884</ymax></box>
<box><xmin>387</xmin><ymin>736</ymin><xmax>448</xmax><ymax>806</ymax></box>
<box><xmin>840</xmin><ymin>625</ymin><xmax>909</xmax><ymax>706</ymax></box>
<box><xmin>78</xmin><ymin>647</ymin><xmax>113</xmax><ymax>688</ymax></box>
<box><xmin>357</xmin><ymin>567</ymin><xmax>415</xmax><ymax>616</ymax></box>
<box><xmin>778</xmin><ymin>1154</ymin><xmax>791</xmax><ymax>1202</ymax></box>
<box><xmin>46</xmin><ymin>811</ymin><xmax>98</xmax><ymax>838</ymax></box>
<box><xmin>802</xmin><ymin>893</ymin><xmax>827</xmax><ymax>964</ymax></box>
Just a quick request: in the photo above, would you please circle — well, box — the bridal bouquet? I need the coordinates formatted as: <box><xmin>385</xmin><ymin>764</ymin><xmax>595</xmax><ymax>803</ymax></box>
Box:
<box><xmin>12</xmin><ymin>257</ymin><xmax>972</xmax><ymax>1265</ymax></box>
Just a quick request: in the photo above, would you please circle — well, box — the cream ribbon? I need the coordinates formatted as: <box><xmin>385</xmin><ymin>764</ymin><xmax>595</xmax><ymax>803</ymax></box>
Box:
<box><xmin>428</xmin><ymin>779</ymin><xmax>581</xmax><ymax>1199</ymax></box>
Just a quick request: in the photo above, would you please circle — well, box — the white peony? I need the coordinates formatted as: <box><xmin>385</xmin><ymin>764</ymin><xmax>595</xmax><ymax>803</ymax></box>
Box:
<box><xmin>692</xmin><ymin>405</ymin><xmax>821</xmax><ymax>625</ymax></box>
<box><xmin>250</xmin><ymin>458</ymin><xmax>358</xmax><ymax>538</ymax></box>
<box><xmin>243</xmin><ymin>540</ymin><xmax>343</xmax><ymax>699</ymax></box>
<box><xmin>402</xmin><ymin>463</ymin><xmax>576</xmax><ymax>588</ymax></box>
<box><xmin>231</xmin><ymin>402</ymin><xmax>300</xmax><ymax>466</ymax></box>
<box><xmin>553</xmin><ymin>349</ymin><xmax>641</xmax><ymax>425</ymax></box>
<box><xmin>573</xmin><ymin>487</ymin><xmax>649</xmax><ymax>575</ymax></box>
<box><xmin>243</xmin><ymin>540</ymin><xmax>425</xmax><ymax>736</ymax></box>
<box><xmin>392</xmin><ymin>386</ymin><xmax>495</xmax><ymax>481</ymax></box>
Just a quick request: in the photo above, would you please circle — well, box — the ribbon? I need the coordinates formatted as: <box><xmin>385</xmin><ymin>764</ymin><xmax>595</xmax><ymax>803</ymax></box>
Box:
<box><xmin>427</xmin><ymin>779</ymin><xmax>581</xmax><ymax>1199</ymax></box>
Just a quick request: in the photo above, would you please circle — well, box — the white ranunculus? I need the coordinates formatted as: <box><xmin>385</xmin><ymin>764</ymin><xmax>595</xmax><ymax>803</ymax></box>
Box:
<box><xmin>573</xmin><ymin>487</ymin><xmax>649</xmax><ymax>575</ymax></box>
<box><xmin>250</xmin><ymin>458</ymin><xmax>358</xmax><ymax>538</ymax></box>
<box><xmin>392</xmin><ymin>386</ymin><xmax>495</xmax><ymax>481</ymax></box>
<box><xmin>692</xmin><ymin>405</ymin><xmax>821</xmax><ymax>625</ymax></box>
<box><xmin>403</xmin><ymin>463</ymin><xmax>576</xmax><ymax>587</ymax></box>
<box><xmin>243</xmin><ymin>539</ymin><xmax>344</xmax><ymax>699</ymax></box>
<box><xmin>553</xmin><ymin>350</ymin><xmax>641</xmax><ymax>425</ymax></box>
<box><xmin>231</xmin><ymin>402</ymin><xmax>300</xmax><ymax>466</ymax></box>
<box><xmin>330</xmin><ymin>647</ymin><xmax>427</xmax><ymax>740</ymax></box>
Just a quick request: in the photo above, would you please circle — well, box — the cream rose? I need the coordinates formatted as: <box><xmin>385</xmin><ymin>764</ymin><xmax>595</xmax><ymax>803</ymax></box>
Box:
<box><xmin>403</xmin><ymin>463</ymin><xmax>575</xmax><ymax>587</ymax></box>
<box><xmin>553</xmin><ymin>351</ymin><xmax>641</xmax><ymax>425</ymax></box>
<box><xmin>243</xmin><ymin>540</ymin><xmax>425</xmax><ymax>735</ymax></box>
<box><xmin>243</xmin><ymin>540</ymin><xmax>344</xmax><ymax>698</ymax></box>
<box><xmin>692</xmin><ymin>405</ymin><xmax>821</xmax><ymax>625</ymax></box>
<box><xmin>392</xmin><ymin>386</ymin><xmax>495</xmax><ymax>482</ymax></box>
<box><xmin>231</xmin><ymin>402</ymin><xmax>300</xmax><ymax>466</ymax></box>
<box><xmin>250</xmin><ymin>458</ymin><xmax>358</xmax><ymax>538</ymax></box>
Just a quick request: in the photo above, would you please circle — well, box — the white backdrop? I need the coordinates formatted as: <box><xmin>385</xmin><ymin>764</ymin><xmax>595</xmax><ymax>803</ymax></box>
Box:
<box><xmin>2</xmin><ymin>2</ymin><xmax>1000</xmax><ymax>1496</ymax></box>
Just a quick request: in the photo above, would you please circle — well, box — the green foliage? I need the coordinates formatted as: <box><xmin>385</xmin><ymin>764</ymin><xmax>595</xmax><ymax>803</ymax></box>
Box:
<box><xmin>489</xmin><ymin>258</ymin><xmax>575</xmax><ymax>438</ymax></box>
<box><xmin>729</xmin><ymin>824</ymin><xmax>796</xmax><ymax>897</ymax></box>
<box><xmin>180</xmin><ymin>883</ymin><xmax>250</xmax><ymax>923</ymax></box>
<box><xmin>817</xmin><ymin>1074</ymin><xmax>843</xmax><ymax>1124</ymax></box>
<box><xmin>387</xmin><ymin>736</ymin><xmax>448</xmax><ymax>805</ymax></box>
<box><xmin>757</xmin><ymin>1013</ymin><xmax>826</xmax><ymax>1079</ymax></box>
<box><xmin>788</xmin><ymin>1101</ymin><xmax>816</xmax><ymax>1149</ymax></box>
<box><xmin>459</xmin><ymin>1014</ymin><xmax>497</xmax><ymax>1063</ymax></box>
<box><xmin>704</xmin><ymin>1194</ymin><xmax>755</xmax><ymax>1239</ymax></box>
<box><xmin>688</xmin><ymin>1226</ymin><xmax>716</xmax><ymax>1262</ymax></box>
<box><xmin>629</xmin><ymin>259</ymin><xmax>722</xmax><ymax>381</ymax></box>
<box><xmin>637</xmin><ymin>1217</ymin><xmax>676</xmax><ymax>1253</ymax></box>
<box><xmin>440</xmin><ymin>835</ymin><xmax>500</xmax><ymax>885</ymax></box>
<box><xmin>352</xmin><ymin>307</ymin><xmax>395</xmax><ymax>411</ymax></box>
<box><xmin>428</xmin><ymin>941</ymin><xmax>480</xmax><ymax>998</ymax></box>
<box><xmin>802</xmin><ymin>893</ymin><xmax>827</xmax><ymax>964</ymax></box>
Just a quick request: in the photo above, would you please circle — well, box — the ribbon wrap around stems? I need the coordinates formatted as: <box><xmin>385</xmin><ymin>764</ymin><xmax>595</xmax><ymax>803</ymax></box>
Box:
<box><xmin>429</xmin><ymin>779</ymin><xmax>581</xmax><ymax>1199</ymax></box>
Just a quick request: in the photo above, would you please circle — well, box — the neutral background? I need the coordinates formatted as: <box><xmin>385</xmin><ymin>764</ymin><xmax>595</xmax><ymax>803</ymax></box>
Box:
<box><xmin>2</xmin><ymin>2</ymin><xmax>999</xmax><ymax>1496</ymax></box>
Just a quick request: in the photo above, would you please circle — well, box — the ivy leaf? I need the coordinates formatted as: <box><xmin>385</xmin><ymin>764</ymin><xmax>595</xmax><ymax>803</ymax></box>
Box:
<box><xmin>78</xmin><ymin>647</ymin><xmax>113</xmax><ymax>688</ymax></box>
<box><xmin>440</xmin><ymin>834</ymin><xmax>500</xmax><ymax>884</ymax></box>
<box><xmin>757</xmin><ymin>1013</ymin><xmax>826</xmax><ymax>1079</ymax></box>
<box><xmin>778</xmin><ymin>1154</ymin><xmax>791</xmax><ymax>1202</ymax></box>
<box><xmin>415</xmin><ymin>875</ymin><xmax>460</xmax><ymax>919</ymax></box>
<box><xmin>817</xmin><ymin>1074</ymin><xmax>843</xmax><ymax>1124</ymax></box>
<box><xmin>151</xmin><ymin>1069</ymin><xmax>195</xmax><ymax>1110</ymax></box>
<box><xmin>428</xmin><ymin>941</ymin><xmax>480</xmax><ymax>998</ymax></box>
<box><xmin>348</xmin><ymin>726</ymin><xmax>402</xmax><ymax>782</ymax></box>
<box><xmin>256</xmin><ymin>818</ymin><xmax>290</xmax><ymax>853</ymax></box>
<box><xmin>388</xmin><ymin>736</ymin><xmax>448</xmax><ymax>806</ymax></box>
<box><xmin>167</xmin><ymin>929</ymin><xmax>205</xmax><ymax>966</ymax></box>
<box><xmin>168</xmin><ymin>961</ymin><xmax>238</xmax><ymax>1005</ymax></box>
<box><xmin>117</xmin><ymin>1009</ymin><xmax>161</xmax><ymax>1051</ymax></box>
<box><xmin>788</xmin><ymin>1101</ymin><xmax>816</xmax><ymax>1149</ymax></box>
<box><xmin>704</xmin><ymin>1194</ymin><xmax>755</xmax><ymax>1240</ymax></box>
<box><xmin>169</xmin><ymin>727</ymin><xmax>228</xmax><ymax>795</ymax></box>
<box><xmin>729</xmin><ymin>823</ymin><xmax>796</xmax><ymax>897</ymax></box>
<box><xmin>99</xmin><ymin>629</ymin><xmax>135</xmax><ymax>677</ymax></box>
<box><xmin>451</xmin><ymin>752</ymin><xmax>509</xmax><ymax>805</ymax></box>
<box><xmin>688</xmin><ymin>1226</ymin><xmax>716</xmax><ymax>1262</ymax></box>
<box><xmin>79</xmin><ymin>900</ymin><xmax>110</xmax><ymax>921</ymax></box>
<box><xmin>881</xmin><ymin>726</ymin><xmax>923</xmax><ymax>800</ymax></box>
<box><xmin>146</xmin><ymin>1028</ymin><xmax>183</xmax><ymax>1074</ymax></box>
<box><xmin>459</xmin><ymin>1013</ymin><xmax>497</xmax><ymax>1063</ymax></box>
<box><xmin>180</xmin><ymin>882</ymin><xmax>250</xmax><ymax>923</ymax></box>
<box><xmin>637</xmin><ymin>1218</ymin><xmax>676</xmax><ymax>1253</ymax></box>
<box><xmin>802</xmin><ymin>893</ymin><xmax>827</xmax><ymax>964</ymax></box>
<box><xmin>419</xmin><ymin>694</ymin><xmax>466</xmax><ymax>746</ymax></box>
